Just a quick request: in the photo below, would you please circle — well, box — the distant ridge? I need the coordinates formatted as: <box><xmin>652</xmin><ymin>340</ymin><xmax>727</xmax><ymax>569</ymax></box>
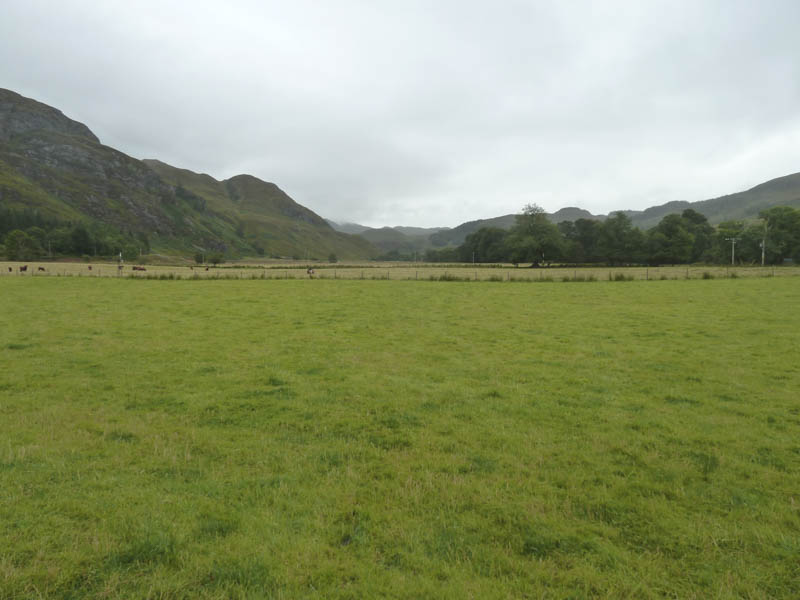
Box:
<box><xmin>619</xmin><ymin>172</ymin><xmax>800</xmax><ymax>229</ymax></box>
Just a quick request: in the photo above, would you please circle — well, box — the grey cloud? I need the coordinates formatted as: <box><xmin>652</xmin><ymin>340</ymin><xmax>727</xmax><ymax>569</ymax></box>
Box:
<box><xmin>2</xmin><ymin>0</ymin><xmax>799</xmax><ymax>227</ymax></box>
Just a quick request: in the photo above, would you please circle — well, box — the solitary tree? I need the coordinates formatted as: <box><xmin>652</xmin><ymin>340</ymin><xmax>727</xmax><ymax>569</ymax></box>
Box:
<box><xmin>507</xmin><ymin>204</ymin><xmax>563</xmax><ymax>264</ymax></box>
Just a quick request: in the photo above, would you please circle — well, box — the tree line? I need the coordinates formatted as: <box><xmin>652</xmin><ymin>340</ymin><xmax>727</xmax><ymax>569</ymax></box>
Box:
<box><xmin>1</xmin><ymin>207</ymin><xmax>150</xmax><ymax>261</ymax></box>
<box><xmin>424</xmin><ymin>205</ymin><xmax>800</xmax><ymax>266</ymax></box>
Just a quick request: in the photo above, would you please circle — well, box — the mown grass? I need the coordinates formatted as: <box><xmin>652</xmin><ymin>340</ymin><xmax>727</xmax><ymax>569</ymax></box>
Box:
<box><xmin>1</xmin><ymin>278</ymin><xmax>799</xmax><ymax>598</ymax></box>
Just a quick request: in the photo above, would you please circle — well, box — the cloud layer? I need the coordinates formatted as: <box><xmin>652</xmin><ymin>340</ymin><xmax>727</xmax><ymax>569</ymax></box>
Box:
<box><xmin>3</xmin><ymin>0</ymin><xmax>799</xmax><ymax>226</ymax></box>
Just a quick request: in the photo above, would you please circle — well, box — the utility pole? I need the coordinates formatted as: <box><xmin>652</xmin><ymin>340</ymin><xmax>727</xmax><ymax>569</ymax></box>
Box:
<box><xmin>761</xmin><ymin>220</ymin><xmax>767</xmax><ymax>267</ymax></box>
<box><xmin>725</xmin><ymin>237</ymin><xmax>740</xmax><ymax>265</ymax></box>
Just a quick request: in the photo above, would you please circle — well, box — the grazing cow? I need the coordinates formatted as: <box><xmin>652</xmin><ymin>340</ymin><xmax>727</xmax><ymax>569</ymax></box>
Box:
<box><xmin>37</xmin><ymin>267</ymin><xmax>46</xmax><ymax>272</ymax></box>
<box><xmin>205</xmin><ymin>266</ymin><xmax>209</xmax><ymax>271</ymax></box>
<box><xmin>132</xmin><ymin>266</ymin><xmax>147</xmax><ymax>271</ymax></box>
<box><xmin>19</xmin><ymin>265</ymin><xmax>28</xmax><ymax>272</ymax></box>
<box><xmin>117</xmin><ymin>265</ymin><xmax>123</xmax><ymax>271</ymax></box>
<box><xmin>7</xmin><ymin>267</ymin><xmax>11</xmax><ymax>273</ymax></box>
<box><xmin>88</xmin><ymin>265</ymin><xmax>92</xmax><ymax>271</ymax></box>
<box><xmin>307</xmin><ymin>268</ymin><xmax>315</xmax><ymax>277</ymax></box>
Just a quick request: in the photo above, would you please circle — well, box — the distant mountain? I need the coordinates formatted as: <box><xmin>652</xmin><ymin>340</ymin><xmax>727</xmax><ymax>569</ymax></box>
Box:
<box><xmin>621</xmin><ymin>172</ymin><xmax>800</xmax><ymax>229</ymax></box>
<box><xmin>392</xmin><ymin>225</ymin><xmax>448</xmax><ymax>236</ymax></box>
<box><xmin>549</xmin><ymin>207</ymin><xmax>604</xmax><ymax>223</ymax></box>
<box><xmin>326</xmin><ymin>221</ymin><xmax>448</xmax><ymax>253</ymax></box>
<box><xmin>0</xmin><ymin>88</ymin><xmax>376</xmax><ymax>259</ymax></box>
<box><xmin>326</xmin><ymin>220</ymin><xmax>371</xmax><ymax>235</ymax></box>
<box><xmin>425</xmin><ymin>174</ymin><xmax>800</xmax><ymax>247</ymax></box>
<box><xmin>429</xmin><ymin>214</ymin><xmax>517</xmax><ymax>247</ymax></box>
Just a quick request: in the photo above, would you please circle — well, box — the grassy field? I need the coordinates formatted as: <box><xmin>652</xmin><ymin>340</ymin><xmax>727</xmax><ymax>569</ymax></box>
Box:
<box><xmin>1</xmin><ymin>277</ymin><xmax>799</xmax><ymax>598</ymax></box>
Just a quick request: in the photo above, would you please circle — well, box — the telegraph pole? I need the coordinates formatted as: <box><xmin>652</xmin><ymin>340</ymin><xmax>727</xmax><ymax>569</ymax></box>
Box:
<box><xmin>725</xmin><ymin>237</ymin><xmax>740</xmax><ymax>265</ymax></box>
<box><xmin>761</xmin><ymin>221</ymin><xmax>767</xmax><ymax>267</ymax></box>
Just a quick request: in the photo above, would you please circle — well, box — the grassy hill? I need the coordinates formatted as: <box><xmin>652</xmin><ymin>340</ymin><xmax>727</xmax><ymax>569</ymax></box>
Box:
<box><xmin>429</xmin><ymin>214</ymin><xmax>518</xmax><ymax>247</ymax></box>
<box><xmin>0</xmin><ymin>88</ymin><xmax>377</xmax><ymax>260</ymax></box>
<box><xmin>144</xmin><ymin>160</ymin><xmax>377</xmax><ymax>260</ymax></box>
<box><xmin>622</xmin><ymin>172</ymin><xmax>800</xmax><ymax>229</ymax></box>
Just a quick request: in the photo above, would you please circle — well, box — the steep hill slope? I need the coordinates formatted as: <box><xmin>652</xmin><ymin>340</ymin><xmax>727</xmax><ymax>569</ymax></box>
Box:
<box><xmin>0</xmin><ymin>89</ymin><xmax>178</xmax><ymax>233</ymax></box>
<box><xmin>144</xmin><ymin>160</ymin><xmax>376</xmax><ymax>259</ymax></box>
<box><xmin>0</xmin><ymin>88</ymin><xmax>376</xmax><ymax>259</ymax></box>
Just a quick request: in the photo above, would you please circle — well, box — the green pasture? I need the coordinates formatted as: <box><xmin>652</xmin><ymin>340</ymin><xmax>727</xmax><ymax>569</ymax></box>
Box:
<box><xmin>1</xmin><ymin>277</ymin><xmax>799</xmax><ymax>598</ymax></box>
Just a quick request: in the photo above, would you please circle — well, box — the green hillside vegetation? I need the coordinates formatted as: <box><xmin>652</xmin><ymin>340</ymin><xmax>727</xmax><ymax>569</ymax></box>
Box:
<box><xmin>356</xmin><ymin>227</ymin><xmax>431</xmax><ymax>259</ymax></box>
<box><xmin>144</xmin><ymin>160</ymin><xmax>377</xmax><ymax>260</ymax></box>
<box><xmin>429</xmin><ymin>214</ymin><xmax>518</xmax><ymax>247</ymax></box>
<box><xmin>425</xmin><ymin>204</ymin><xmax>800</xmax><ymax>266</ymax></box>
<box><xmin>0</xmin><ymin>88</ymin><xmax>377</xmax><ymax>261</ymax></box>
<box><xmin>392</xmin><ymin>225</ymin><xmax>447</xmax><ymax>237</ymax></box>
<box><xmin>622</xmin><ymin>172</ymin><xmax>800</xmax><ymax>229</ymax></box>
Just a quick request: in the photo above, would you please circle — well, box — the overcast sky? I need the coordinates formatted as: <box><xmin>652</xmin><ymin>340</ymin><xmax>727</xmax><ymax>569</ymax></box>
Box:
<box><xmin>2</xmin><ymin>1</ymin><xmax>799</xmax><ymax>227</ymax></box>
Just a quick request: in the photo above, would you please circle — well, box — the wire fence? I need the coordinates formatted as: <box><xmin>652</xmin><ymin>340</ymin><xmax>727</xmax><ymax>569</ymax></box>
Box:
<box><xmin>2</xmin><ymin>261</ymin><xmax>799</xmax><ymax>282</ymax></box>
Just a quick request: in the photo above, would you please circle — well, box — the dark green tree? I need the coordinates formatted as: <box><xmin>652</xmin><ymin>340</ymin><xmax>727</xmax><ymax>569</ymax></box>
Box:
<box><xmin>507</xmin><ymin>204</ymin><xmax>563</xmax><ymax>264</ymax></box>
<box><xmin>759</xmin><ymin>206</ymin><xmax>800</xmax><ymax>263</ymax></box>
<box><xmin>70</xmin><ymin>224</ymin><xmax>93</xmax><ymax>255</ymax></box>
<box><xmin>680</xmin><ymin>209</ymin><xmax>715</xmax><ymax>262</ymax></box>
<box><xmin>647</xmin><ymin>214</ymin><xmax>694</xmax><ymax>264</ymax></box>
<box><xmin>4</xmin><ymin>229</ymin><xmax>41</xmax><ymax>260</ymax></box>
<box><xmin>459</xmin><ymin>227</ymin><xmax>509</xmax><ymax>263</ymax></box>
<box><xmin>599</xmin><ymin>212</ymin><xmax>645</xmax><ymax>265</ymax></box>
<box><xmin>558</xmin><ymin>218</ymin><xmax>603</xmax><ymax>263</ymax></box>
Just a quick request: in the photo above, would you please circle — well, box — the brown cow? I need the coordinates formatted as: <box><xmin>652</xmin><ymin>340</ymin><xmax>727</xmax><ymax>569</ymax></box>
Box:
<box><xmin>37</xmin><ymin>267</ymin><xmax>46</xmax><ymax>272</ymax></box>
<box><xmin>19</xmin><ymin>265</ymin><xmax>28</xmax><ymax>272</ymax></box>
<box><xmin>7</xmin><ymin>267</ymin><xmax>11</xmax><ymax>273</ymax></box>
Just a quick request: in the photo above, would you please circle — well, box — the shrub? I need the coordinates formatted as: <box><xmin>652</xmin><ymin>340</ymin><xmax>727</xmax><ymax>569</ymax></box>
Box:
<box><xmin>610</xmin><ymin>272</ymin><xmax>633</xmax><ymax>281</ymax></box>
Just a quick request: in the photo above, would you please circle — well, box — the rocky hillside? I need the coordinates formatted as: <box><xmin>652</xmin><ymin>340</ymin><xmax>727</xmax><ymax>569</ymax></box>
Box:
<box><xmin>0</xmin><ymin>88</ymin><xmax>377</xmax><ymax>259</ymax></box>
<box><xmin>144</xmin><ymin>160</ymin><xmax>376</xmax><ymax>259</ymax></box>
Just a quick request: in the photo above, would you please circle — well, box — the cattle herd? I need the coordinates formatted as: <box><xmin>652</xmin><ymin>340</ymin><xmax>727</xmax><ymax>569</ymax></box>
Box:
<box><xmin>6</xmin><ymin>264</ymin><xmax>151</xmax><ymax>274</ymax></box>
